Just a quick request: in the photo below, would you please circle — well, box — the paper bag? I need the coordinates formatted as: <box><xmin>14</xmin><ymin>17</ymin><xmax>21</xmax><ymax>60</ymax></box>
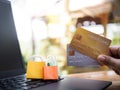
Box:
<box><xmin>43</xmin><ymin>55</ymin><xmax>58</xmax><ymax>80</ymax></box>
<box><xmin>43</xmin><ymin>66</ymin><xmax>58</xmax><ymax>80</ymax></box>
<box><xmin>26</xmin><ymin>61</ymin><xmax>45</xmax><ymax>79</ymax></box>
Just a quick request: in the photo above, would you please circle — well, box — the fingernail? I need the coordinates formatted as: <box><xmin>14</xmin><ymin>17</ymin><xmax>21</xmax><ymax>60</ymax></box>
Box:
<box><xmin>97</xmin><ymin>55</ymin><xmax>106</xmax><ymax>62</ymax></box>
<box><xmin>98</xmin><ymin>55</ymin><xmax>105</xmax><ymax>60</ymax></box>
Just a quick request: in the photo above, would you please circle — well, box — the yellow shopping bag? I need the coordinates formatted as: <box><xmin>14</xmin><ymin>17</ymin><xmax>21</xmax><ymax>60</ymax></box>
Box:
<box><xmin>26</xmin><ymin>55</ymin><xmax>45</xmax><ymax>79</ymax></box>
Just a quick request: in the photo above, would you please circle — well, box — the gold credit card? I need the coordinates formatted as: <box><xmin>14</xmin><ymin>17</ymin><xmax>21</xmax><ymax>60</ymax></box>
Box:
<box><xmin>70</xmin><ymin>28</ymin><xmax>111</xmax><ymax>61</ymax></box>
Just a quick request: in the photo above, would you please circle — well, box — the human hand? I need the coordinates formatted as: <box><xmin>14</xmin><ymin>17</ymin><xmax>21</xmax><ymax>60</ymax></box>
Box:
<box><xmin>97</xmin><ymin>45</ymin><xmax>120</xmax><ymax>75</ymax></box>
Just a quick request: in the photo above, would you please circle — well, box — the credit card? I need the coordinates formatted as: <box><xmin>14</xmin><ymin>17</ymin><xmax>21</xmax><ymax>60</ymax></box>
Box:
<box><xmin>70</xmin><ymin>28</ymin><xmax>111</xmax><ymax>61</ymax></box>
<box><xmin>67</xmin><ymin>44</ymin><xmax>100</xmax><ymax>67</ymax></box>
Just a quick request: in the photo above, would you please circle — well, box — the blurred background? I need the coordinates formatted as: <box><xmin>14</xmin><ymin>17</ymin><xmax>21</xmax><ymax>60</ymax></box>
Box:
<box><xmin>10</xmin><ymin>0</ymin><xmax>120</xmax><ymax>75</ymax></box>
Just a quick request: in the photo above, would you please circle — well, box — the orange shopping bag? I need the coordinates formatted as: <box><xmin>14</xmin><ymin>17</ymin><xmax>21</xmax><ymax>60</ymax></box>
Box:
<box><xmin>26</xmin><ymin>55</ymin><xmax>45</xmax><ymax>79</ymax></box>
<box><xmin>43</xmin><ymin>56</ymin><xmax>58</xmax><ymax>80</ymax></box>
<box><xmin>44</xmin><ymin>66</ymin><xmax>58</xmax><ymax>80</ymax></box>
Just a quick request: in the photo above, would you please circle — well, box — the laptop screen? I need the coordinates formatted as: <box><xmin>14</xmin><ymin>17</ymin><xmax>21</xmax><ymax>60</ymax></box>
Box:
<box><xmin>0</xmin><ymin>0</ymin><xmax>25</xmax><ymax>79</ymax></box>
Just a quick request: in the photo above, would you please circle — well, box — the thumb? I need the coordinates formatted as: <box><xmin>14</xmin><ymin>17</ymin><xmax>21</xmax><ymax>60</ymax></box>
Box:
<box><xmin>97</xmin><ymin>55</ymin><xmax>117</xmax><ymax>67</ymax></box>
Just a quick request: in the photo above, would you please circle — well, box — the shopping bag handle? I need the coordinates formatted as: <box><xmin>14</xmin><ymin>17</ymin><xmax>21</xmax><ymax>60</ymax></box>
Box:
<box><xmin>30</xmin><ymin>55</ymin><xmax>44</xmax><ymax>62</ymax></box>
<box><xmin>47</xmin><ymin>55</ymin><xmax>57</xmax><ymax>66</ymax></box>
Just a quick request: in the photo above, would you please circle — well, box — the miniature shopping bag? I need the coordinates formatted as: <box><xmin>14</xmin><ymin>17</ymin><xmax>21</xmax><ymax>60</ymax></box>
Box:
<box><xmin>26</xmin><ymin>55</ymin><xmax>45</xmax><ymax>79</ymax></box>
<box><xmin>43</xmin><ymin>56</ymin><xmax>58</xmax><ymax>80</ymax></box>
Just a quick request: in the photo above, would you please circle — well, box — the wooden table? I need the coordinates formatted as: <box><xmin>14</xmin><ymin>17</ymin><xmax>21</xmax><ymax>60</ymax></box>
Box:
<box><xmin>67</xmin><ymin>70</ymin><xmax>120</xmax><ymax>90</ymax></box>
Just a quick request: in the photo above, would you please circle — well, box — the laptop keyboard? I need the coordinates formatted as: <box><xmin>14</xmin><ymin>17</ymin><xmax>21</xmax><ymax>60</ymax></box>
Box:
<box><xmin>0</xmin><ymin>75</ymin><xmax>63</xmax><ymax>90</ymax></box>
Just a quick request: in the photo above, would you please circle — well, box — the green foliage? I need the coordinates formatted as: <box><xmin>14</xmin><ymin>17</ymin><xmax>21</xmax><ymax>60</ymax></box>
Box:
<box><xmin>111</xmin><ymin>32</ymin><xmax>120</xmax><ymax>45</ymax></box>
<box><xmin>111</xmin><ymin>38</ymin><xmax>120</xmax><ymax>45</ymax></box>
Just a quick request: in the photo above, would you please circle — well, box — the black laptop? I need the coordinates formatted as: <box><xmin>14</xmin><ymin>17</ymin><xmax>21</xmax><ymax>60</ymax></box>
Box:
<box><xmin>0</xmin><ymin>0</ymin><xmax>112</xmax><ymax>90</ymax></box>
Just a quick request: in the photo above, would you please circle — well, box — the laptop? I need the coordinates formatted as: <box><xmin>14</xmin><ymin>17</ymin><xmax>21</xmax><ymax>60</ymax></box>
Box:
<box><xmin>0</xmin><ymin>0</ymin><xmax>112</xmax><ymax>90</ymax></box>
